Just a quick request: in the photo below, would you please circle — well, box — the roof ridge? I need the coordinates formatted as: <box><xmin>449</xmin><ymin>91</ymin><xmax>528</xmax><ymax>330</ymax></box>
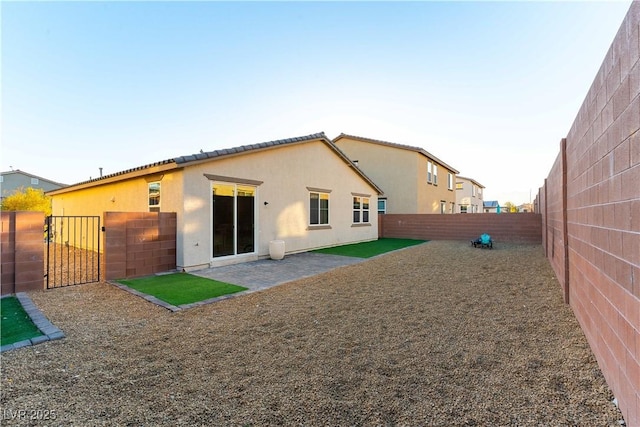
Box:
<box><xmin>334</xmin><ymin>133</ymin><xmax>459</xmax><ymax>174</ymax></box>
<box><xmin>174</xmin><ymin>132</ymin><xmax>327</xmax><ymax>165</ymax></box>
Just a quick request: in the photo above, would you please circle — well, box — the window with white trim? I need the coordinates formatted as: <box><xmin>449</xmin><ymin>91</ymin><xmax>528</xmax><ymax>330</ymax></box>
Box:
<box><xmin>378</xmin><ymin>199</ymin><xmax>387</xmax><ymax>214</ymax></box>
<box><xmin>309</xmin><ymin>191</ymin><xmax>329</xmax><ymax>225</ymax></box>
<box><xmin>148</xmin><ymin>182</ymin><xmax>161</xmax><ymax>212</ymax></box>
<box><xmin>448</xmin><ymin>173</ymin><xmax>453</xmax><ymax>190</ymax></box>
<box><xmin>31</xmin><ymin>178</ymin><xmax>39</xmax><ymax>185</ymax></box>
<box><xmin>353</xmin><ymin>196</ymin><xmax>370</xmax><ymax>223</ymax></box>
<box><xmin>427</xmin><ymin>161</ymin><xmax>432</xmax><ymax>183</ymax></box>
<box><xmin>433</xmin><ymin>164</ymin><xmax>438</xmax><ymax>185</ymax></box>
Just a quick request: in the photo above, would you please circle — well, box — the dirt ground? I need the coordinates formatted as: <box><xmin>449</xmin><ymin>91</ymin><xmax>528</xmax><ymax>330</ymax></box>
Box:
<box><xmin>1</xmin><ymin>241</ymin><xmax>624</xmax><ymax>426</ymax></box>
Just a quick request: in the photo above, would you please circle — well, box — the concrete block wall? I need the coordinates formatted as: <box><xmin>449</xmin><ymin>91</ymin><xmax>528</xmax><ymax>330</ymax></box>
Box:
<box><xmin>379</xmin><ymin>213</ymin><xmax>542</xmax><ymax>244</ymax></box>
<box><xmin>103</xmin><ymin>212</ymin><xmax>177</xmax><ymax>280</ymax></box>
<box><xmin>1</xmin><ymin>211</ymin><xmax>45</xmax><ymax>295</ymax></box>
<box><xmin>538</xmin><ymin>2</ymin><xmax>639</xmax><ymax>424</ymax></box>
<box><xmin>541</xmin><ymin>142</ymin><xmax>570</xmax><ymax>303</ymax></box>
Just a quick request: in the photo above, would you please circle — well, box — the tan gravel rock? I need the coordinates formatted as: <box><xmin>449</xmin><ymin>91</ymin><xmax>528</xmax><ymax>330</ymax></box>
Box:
<box><xmin>1</xmin><ymin>241</ymin><xmax>624</xmax><ymax>426</ymax></box>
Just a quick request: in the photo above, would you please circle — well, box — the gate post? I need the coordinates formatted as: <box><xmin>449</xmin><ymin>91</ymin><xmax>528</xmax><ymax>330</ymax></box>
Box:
<box><xmin>16</xmin><ymin>211</ymin><xmax>45</xmax><ymax>292</ymax></box>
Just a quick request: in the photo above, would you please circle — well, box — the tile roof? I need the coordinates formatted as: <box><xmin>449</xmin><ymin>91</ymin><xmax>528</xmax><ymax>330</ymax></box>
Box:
<box><xmin>174</xmin><ymin>133</ymin><xmax>327</xmax><ymax>165</ymax></box>
<box><xmin>48</xmin><ymin>132</ymin><xmax>383</xmax><ymax>195</ymax></box>
<box><xmin>333</xmin><ymin>133</ymin><xmax>460</xmax><ymax>174</ymax></box>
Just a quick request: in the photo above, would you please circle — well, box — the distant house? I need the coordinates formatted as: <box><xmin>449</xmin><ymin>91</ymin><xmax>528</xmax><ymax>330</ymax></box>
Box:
<box><xmin>483</xmin><ymin>200</ymin><xmax>501</xmax><ymax>213</ymax></box>
<box><xmin>518</xmin><ymin>203</ymin><xmax>533</xmax><ymax>213</ymax></box>
<box><xmin>332</xmin><ymin>133</ymin><xmax>459</xmax><ymax>214</ymax></box>
<box><xmin>47</xmin><ymin>133</ymin><xmax>383</xmax><ymax>271</ymax></box>
<box><xmin>455</xmin><ymin>176</ymin><xmax>484</xmax><ymax>213</ymax></box>
<box><xmin>0</xmin><ymin>170</ymin><xmax>66</xmax><ymax>202</ymax></box>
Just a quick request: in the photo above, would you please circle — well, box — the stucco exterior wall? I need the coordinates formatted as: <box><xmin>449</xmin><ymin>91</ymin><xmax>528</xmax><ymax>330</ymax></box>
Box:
<box><xmin>50</xmin><ymin>139</ymin><xmax>379</xmax><ymax>271</ymax></box>
<box><xmin>50</xmin><ymin>170</ymin><xmax>184</xmax><ymax>218</ymax></box>
<box><xmin>455</xmin><ymin>178</ymin><xmax>484</xmax><ymax>213</ymax></box>
<box><xmin>334</xmin><ymin>137</ymin><xmax>457</xmax><ymax>214</ymax></box>
<box><xmin>334</xmin><ymin>138</ymin><xmax>418</xmax><ymax>213</ymax></box>
<box><xmin>181</xmin><ymin>140</ymin><xmax>379</xmax><ymax>269</ymax></box>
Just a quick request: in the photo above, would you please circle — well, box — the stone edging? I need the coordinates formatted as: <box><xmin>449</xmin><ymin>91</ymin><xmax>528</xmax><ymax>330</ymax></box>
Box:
<box><xmin>108</xmin><ymin>281</ymin><xmax>253</xmax><ymax>312</ymax></box>
<box><xmin>1</xmin><ymin>293</ymin><xmax>65</xmax><ymax>353</ymax></box>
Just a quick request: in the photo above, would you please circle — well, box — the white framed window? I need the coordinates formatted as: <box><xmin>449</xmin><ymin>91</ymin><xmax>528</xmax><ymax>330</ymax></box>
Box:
<box><xmin>433</xmin><ymin>165</ymin><xmax>438</xmax><ymax>185</ymax></box>
<box><xmin>353</xmin><ymin>196</ymin><xmax>370</xmax><ymax>223</ymax></box>
<box><xmin>440</xmin><ymin>201</ymin><xmax>446</xmax><ymax>214</ymax></box>
<box><xmin>448</xmin><ymin>173</ymin><xmax>453</xmax><ymax>190</ymax></box>
<box><xmin>427</xmin><ymin>161</ymin><xmax>432</xmax><ymax>183</ymax></box>
<box><xmin>148</xmin><ymin>182</ymin><xmax>161</xmax><ymax>212</ymax></box>
<box><xmin>472</xmin><ymin>185</ymin><xmax>477</xmax><ymax>197</ymax></box>
<box><xmin>31</xmin><ymin>177</ymin><xmax>39</xmax><ymax>185</ymax></box>
<box><xmin>309</xmin><ymin>191</ymin><xmax>329</xmax><ymax>225</ymax></box>
<box><xmin>378</xmin><ymin>199</ymin><xmax>387</xmax><ymax>214</ymax></box>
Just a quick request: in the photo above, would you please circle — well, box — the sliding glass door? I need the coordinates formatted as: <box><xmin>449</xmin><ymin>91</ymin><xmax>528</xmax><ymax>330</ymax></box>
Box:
<box><xmin>212</xmin><ymin>183</ymin><xmax>255</xmax><ymax>258</ymax></box>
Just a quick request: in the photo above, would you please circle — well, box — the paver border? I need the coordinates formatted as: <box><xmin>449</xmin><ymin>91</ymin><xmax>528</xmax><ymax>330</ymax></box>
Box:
<box><xmin>1</xmin><ymin>292</ymin><xmax>65</xmax><ymax>352</ymax></box>
<box><xmin>108</xmin><ymin>280</ymin><xmax>253</xmax><ymax>312</ymax></box>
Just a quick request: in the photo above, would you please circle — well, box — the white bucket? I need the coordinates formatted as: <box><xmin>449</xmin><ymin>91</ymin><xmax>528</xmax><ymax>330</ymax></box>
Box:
<box><xmin>269</xmin><ymin>240</ymin><xmax>285</xmax><ymax>260</ymax></box>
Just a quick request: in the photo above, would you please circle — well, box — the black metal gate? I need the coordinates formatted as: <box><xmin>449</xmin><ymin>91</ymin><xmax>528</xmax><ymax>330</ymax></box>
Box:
<box><xmin>45</xmin><ymin>216</ymin><xmax>101</xmax><ymax>289</ymax></box>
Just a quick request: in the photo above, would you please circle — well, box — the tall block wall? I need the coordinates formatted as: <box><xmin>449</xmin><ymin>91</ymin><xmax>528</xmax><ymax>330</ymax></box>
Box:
<box><xmin>379</xmin><ymin>213</ymin><xmax>542</xmax><ymax>244</ymax></box>
<box><xmin>538</xmin><ymin>2</ymin><xmax>640</xmax><ymax>424</ymax></box>
<box><xmin>1</xmin><ymin>211</ymin><xmax>45</xmax><ymax>295</ymax></box>
<box><xmin>103</xmin><ymin>212</ymin><xmax>177</xmax><ymax>280</ymax></box>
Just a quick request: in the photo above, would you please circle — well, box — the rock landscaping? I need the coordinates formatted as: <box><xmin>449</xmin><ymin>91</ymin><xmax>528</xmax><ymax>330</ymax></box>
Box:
<box><xmin>0</xmin><ymin>241</ymin><xmax>623</xmax><ymax>426</ymax></box>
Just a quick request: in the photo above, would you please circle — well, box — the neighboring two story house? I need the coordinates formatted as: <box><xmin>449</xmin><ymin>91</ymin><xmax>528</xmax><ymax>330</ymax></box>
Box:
<box><xmin>332</xmin><ymin>134</ymin><xmax>459</xmax><ymax>214</ymax></box>
<box><xmin>455</xmin><ymin>176</ymin><xmax>485</xmax><ymax>213</ymax></box>
<box><xmin>0</xmin><ymin>169</ymin><xmax>66</xmax><ymax>202</ymax></box>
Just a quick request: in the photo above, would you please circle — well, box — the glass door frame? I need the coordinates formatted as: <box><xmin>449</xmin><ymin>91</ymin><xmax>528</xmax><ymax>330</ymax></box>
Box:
<box><xmin>211</xmin><ymin>182</ymin><xmax>258</xmax><ymax>260</ymax></box>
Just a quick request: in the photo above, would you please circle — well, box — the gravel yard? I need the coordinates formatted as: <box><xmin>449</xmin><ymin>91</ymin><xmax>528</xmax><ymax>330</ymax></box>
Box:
<box><xmin>1</xmin><ymin>241</ymin><xmax>623</xmax><ymax>426</ymax></box>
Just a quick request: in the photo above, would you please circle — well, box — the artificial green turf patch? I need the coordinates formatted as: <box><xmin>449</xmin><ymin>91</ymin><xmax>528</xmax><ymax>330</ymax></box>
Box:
<box><xmin>1</xmin><ymin>296</ymin><xmax>43</xmax><ymax>346</ymax></box>
<box><xmin>119</xmin><ymin>273</ymin><xmax>248</xmax><ymax>306</ymax></box>
<box><xmin>312</xmin><ymin>238</ymin><xmax>427</xmax><ymax>258</ymax></box>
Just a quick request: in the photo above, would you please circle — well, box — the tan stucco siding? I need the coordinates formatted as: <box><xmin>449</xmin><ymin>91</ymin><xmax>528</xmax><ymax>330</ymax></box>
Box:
<box><xmin>335</xmin><ymin>137</ymin><xmax>458</xmax><ymax>214</ymax></box>
<box><xmin>333</xmin><ymin>138</ymin><xmax>418</xmax><ymax>213</ymax></box>
<box><xmin>50</xmin><ymin>171</ymin><xmax>184</xmax><ymax>217</ymax></box>
<box><xmin>49</xmin><ymin>171</ymin><xmax>185</xmax><ymax>252</ymax></box>
<box><xmin>181</xmin><ymin>140</ymin><xmax>379</xmax><ymax>268</ymax></box>
<box><xmin>49</xmin><ymin>140</ymin><xmax>379</xmax><ymax>270</ymax></box>
<box><xmin>418</xmin><ymin>161</ymin><xmax>458</xmax><ymax>214</ymax></box>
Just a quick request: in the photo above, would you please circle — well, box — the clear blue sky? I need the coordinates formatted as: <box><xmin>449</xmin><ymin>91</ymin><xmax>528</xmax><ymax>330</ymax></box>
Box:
<box><xmin>1</xmin><ymin>1</ymin><xmax>633</xmax><ymax>205</ymax></box>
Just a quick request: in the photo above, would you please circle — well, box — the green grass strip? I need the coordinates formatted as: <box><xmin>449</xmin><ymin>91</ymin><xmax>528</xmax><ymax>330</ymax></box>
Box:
<box><xmin>119</xmin><ymin>273</ymin><xmax>248</xmax><ymax>306</ymax></box>
<box><xmin>1</xmin><ymin>296</ymin><xmax>43</xmax><ymax>346</ymax></box>
<box><xmin>312</xmin><ymin>238</ymin><xmax>427</xmax><ymax>258</ymax></box>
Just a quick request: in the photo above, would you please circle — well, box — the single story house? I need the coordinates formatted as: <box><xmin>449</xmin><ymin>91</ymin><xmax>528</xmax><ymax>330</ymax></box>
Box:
<box><xmin>483</xmin><ymin>200</ymin><xmax>501</xmax><ymax>213</ymax></box>
<box><xmin>47</xmin><ymin>133</ymin><xmax>383</xmax><ymax>270</ymax></box>
<box><xmin>332</xmin><ymin>133</ymin><xmax>459</xmax><ymax>214</ymax></box>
